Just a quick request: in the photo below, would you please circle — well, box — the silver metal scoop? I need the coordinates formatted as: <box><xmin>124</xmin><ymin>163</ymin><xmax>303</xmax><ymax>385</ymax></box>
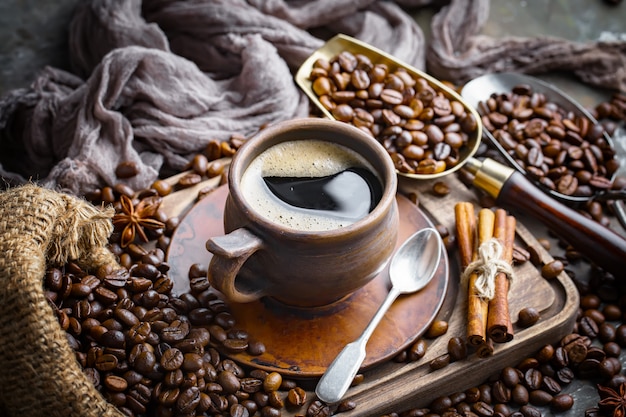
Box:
<box><xmin>461</xmin><ymin>72</ymin><xmax>625</xmax><ymax>204</ymax></box>
<box><xmin>315</xmin><ymin>227</ymin><xmax>443</xmax><ymax>404</ymax></box>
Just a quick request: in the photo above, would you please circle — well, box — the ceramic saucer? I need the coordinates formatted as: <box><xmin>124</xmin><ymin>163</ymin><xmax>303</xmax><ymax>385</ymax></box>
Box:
<box><xmin>166</xmin><ymin>185</ymin><xmax>449</xmax><ymax>378</ymax></box>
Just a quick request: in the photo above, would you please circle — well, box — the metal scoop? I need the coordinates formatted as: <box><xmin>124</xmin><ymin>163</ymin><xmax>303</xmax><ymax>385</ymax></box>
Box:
<box><xmin>460</xmin><ymin>72</ymin><xmax>625</xmax><ymax>205</ymax></box>
<box><xmin>315</xmin><ymin>227</ymin><xmax>442</xmax><ymax>404</ymax></box>
<box><xmin>296</xmin><ymin>34</ymin><xmax>626</xmax><ymax>280</ymax></box>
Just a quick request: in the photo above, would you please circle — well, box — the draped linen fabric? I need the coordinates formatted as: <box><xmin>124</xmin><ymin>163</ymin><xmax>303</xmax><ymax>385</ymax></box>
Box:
<box><xmin>1</xmin><ymin>0</ymin><xmax>624</xmax><ymax>195</ymax></box>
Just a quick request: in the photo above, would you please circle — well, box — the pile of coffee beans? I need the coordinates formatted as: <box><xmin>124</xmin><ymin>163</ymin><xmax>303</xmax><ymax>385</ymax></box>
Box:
<box><xmin>46</xmin><ymin>252</ymin><xmax>306</xmax><ymax>417</ymax></box>
<box><xmin>477</xmin><ymin>84</ymin><xmax>620</xmax><ymax>198</ymax></box>
<box><xmin>307</xmin><ymin>51</ymin><xmax>479</xmax><ymax>175</ymax></box>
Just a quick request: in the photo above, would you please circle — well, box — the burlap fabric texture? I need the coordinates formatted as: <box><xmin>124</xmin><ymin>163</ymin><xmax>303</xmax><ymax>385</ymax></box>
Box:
<box><xmin>0</xmin><ymin>184</ymin><xmax>125</xmax><ymax>417</ymax></box>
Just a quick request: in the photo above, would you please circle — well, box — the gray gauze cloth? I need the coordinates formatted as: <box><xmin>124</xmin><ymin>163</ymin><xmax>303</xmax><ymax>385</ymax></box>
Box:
<box><xmin>1</xmin><ymin>0</ymin><xmax>624</xmax><ymax>196</ymax></box>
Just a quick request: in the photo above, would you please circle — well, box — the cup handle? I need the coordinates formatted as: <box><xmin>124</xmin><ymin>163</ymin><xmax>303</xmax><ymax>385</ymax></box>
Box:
<box><xmin>206</xmin><ymin>228</ymin><xmax>267</xmax><ymax>303</ymax></box>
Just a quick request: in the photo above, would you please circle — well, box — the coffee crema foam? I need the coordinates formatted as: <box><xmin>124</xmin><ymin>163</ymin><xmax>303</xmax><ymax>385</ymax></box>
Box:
<box><xmin>241</xmin><ymin>140</ymin><xmax>380</xmax><ymax>231</ymax></box>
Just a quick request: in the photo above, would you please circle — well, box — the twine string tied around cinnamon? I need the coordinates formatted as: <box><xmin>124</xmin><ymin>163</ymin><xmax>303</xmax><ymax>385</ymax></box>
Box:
<box><xmin>462</xmin><ymin>237</ymin><xmax>514</xmax><ymax>301</ymax></box>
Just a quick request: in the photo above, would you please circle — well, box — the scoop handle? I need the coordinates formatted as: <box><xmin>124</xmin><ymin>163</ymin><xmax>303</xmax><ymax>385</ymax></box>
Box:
<box><xmin>471</xmin><ymin>158</ymin><xmax>626</xmax><ymax>277</ymax></box>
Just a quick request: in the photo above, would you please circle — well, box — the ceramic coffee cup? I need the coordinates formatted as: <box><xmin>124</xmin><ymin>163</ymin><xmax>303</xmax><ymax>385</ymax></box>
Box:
<box><xmin>206</xmin><ymin>118</ymin><xmax>399</xmax><ymax>308</ymax></box>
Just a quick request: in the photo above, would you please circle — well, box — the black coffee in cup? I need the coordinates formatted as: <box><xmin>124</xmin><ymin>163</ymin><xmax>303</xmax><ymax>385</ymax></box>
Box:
<box><xmin>241</xmin><ymin>140</ymin><xmax>383</xmax><ymax>231</ymax></box>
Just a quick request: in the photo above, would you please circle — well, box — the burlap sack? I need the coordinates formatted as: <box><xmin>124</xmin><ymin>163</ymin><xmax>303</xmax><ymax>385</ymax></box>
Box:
<box><xmin>0</xmin><ymin>184</ymin><xmax>124</xmax><ymax>417</ymax></box>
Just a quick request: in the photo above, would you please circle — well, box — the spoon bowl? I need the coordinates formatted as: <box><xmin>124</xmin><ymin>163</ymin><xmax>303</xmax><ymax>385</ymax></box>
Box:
<box><xmin>315</xmin><ymin>227</ymin><xmax>443</xmax><ymax>404</ymax></box>
<box><xmin>388</xmin><ymin>226</ymin><xmax>443</xmax><ymax>293</ymax></box>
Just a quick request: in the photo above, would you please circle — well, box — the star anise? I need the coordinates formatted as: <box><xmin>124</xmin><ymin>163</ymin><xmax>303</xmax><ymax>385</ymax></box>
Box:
<box><xmin>598</xmin><ymin>383</ymin><xmax>626</xmax><ymax>417</ymax></box>
<box><xmin>112</xmin><ymin>194</ymin><xmax>165</xmax><ymax>247</ymax></box>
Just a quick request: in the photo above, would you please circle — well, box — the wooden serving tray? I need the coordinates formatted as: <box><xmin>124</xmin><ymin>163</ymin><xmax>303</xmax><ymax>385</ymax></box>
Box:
<box><xmin>159</xmin><ymin>169</ymin><xmax>579</xmax><ymax>417</ymax></box>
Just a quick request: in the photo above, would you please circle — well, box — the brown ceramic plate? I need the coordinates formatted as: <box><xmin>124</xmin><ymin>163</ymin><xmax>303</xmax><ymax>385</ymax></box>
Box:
<box><xmin>166</xmin><ymin>185</ymin><xmax>450</xmax><ymax>378</ymax></box>
<box><xmin>295</xmin><ymin>33</ymin><xmax>482</xmax><ymax>181</ymax></box>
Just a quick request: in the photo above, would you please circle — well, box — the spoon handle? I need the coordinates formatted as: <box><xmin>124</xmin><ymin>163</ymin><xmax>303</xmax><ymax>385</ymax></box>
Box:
<box><xmin>470</xmin><ymin>158</ymin><xmax>626</xmax><ymax>277</ymax></box>
<box><xmin>315</xmin><ymin>287</ymin><xmax>401</xmax><ymax>404</ymax></box>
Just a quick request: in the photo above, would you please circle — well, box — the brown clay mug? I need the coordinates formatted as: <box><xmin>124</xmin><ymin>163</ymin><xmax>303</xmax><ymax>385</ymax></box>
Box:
<box><xmin>206</xmin><ymin>118</ymin><xmax>399</xmax><ymax>308</ymax></box>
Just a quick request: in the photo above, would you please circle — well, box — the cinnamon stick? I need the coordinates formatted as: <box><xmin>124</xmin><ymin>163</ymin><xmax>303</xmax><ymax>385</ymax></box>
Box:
<box><xmin>454</xmin><ymin>202</ymin><xmax>476</xmax><ymax>269</ymax></box>
<box><xmin>487</xmin><ymin>209</ymin><xmax>516</xmax><ymax>343</ymax></box>
<box><xmin>476</xmin><ymin>338</ymin><xmax>494</xmax><ymax>358</ymax></box>
<box><xmin>467</xmin><ymin>208</ymin><xmax>495</xmax><ymax>347</ymax></box>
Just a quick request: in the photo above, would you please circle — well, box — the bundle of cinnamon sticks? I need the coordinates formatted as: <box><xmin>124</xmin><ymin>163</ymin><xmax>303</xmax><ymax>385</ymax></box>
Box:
<box><xmin>455</xmin><ymin>202</ymin><xmax>516</xmax><ymax>357</ymax></box>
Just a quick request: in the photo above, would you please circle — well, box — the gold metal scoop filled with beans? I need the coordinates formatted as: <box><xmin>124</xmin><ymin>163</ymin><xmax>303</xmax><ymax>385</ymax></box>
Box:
<box><xmin>295</xmin><ymin>34</ymin><xmax>626</xmax><ymax>279</ymax></box>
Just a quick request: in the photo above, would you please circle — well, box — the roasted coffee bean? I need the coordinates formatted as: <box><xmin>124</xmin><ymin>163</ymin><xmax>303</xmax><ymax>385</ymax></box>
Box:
<box><xmin>408</xmin><ymin>339</ymin><xmax>428</xmax><ymax>361</ymax></box>
<box><xmin>425</xmin><ymin>320</ymin><xmax>448</xmax><ymax>338</ymax></box>
<box><xmin>263</xmin><ymin>372</ymin><xmax>282</xmax><ymax>393</ymax></box>
<box><xmin>604</xmin><ymin>341</ymin><xmax>621</xmax><ymax>357</ymax></box>
<box><xmin>432</xmin><ymin>181</ymin><xmax>451</xmax><ymax>196</ymax></box>
<box><xmin>306</xmin><ymin>400</ymin><xmax>331</xmax><ymax>417</ymax></box>
<box><xmin>176</xmin><ymin>386</ymin><xmax>201</xmax><ymax>414</ymax></box>
<box><xmin>471</xmin><ymin>401</ymin><xmax>495</xmax><ymax>417</ymax></box>
<box><xmin>615</xmin><ymin>324</ymin><xmax>626</xmax><ymax>346</ymax></box>
<box><xmin>551</xmin><ymin>393</ymin><xmax>574</xmax><ymax>412</ymax></box>
<box><xmin>178</xmin><ymin>173</ymin><xmax>202</xmax><ymax>188</ymax></box>
<box><xmin>161</xmin><ymin>319</ymin><xmax>190</xmax><ymax>343</ymax></box>
<box><xmin>267</xmin><ymin>390</ymin><xmax>284</xmax><ymax>409</ymax></box>
<box><xmin>578</xmin><ymin>358</ymin><xmax>601</xmax><ymax>378</ymax></box>
<box><xmin>599</xmin><ymin>356</ymin><xmax>621</xmax><ymax>378</ymax></box>
<box><xmin>584</xmin><ymin>308</ymin><xmax>606</xmax><ymax>325</ymax></box>
<box><xmin>609</xmin><ymin>374</ymin><xmax>626</xmax><ymax>390</ymax></box>
<box><xmin>223</xmin><ymin>338</ymin><xmax>249</xmax><ymax>353</ymax></box>
<box><xmin>528</xmin><ymin>389</ymin><xmax>552</xmax><ymax>407</ymax></box>
<box><xmin>603</xmin><ymin>304</ymin><xmax>622</xmax><ymax>321</ymax></box>
<box><xmin>541</xmin><ymin>375</ymin><xmax>562</xmax><ymax>395</ymax></box>
<box><xmin>116</xmin><ymin>161</ymin><xmax>139</xmax><ymax>178</ymax></box>
<box><xmin>337</xmin><ymin>399</ymin><xmax>357</xmax><ymax>413</ymax></box>
<box><xmin>564</xmin><ymin>340</ymin><xmax>588</xmax><ymax>365</ymax></box>
<box><xmin>247</xmin><ymin>339</ymin><xmax>266</xmax><ymax>356</ymax></box>
<box><xmin>552</xmin><ymin>346</ymin><xmax>569</xmax><ymax>368</ymax></box>
<box><xmin>519</xmin><ymin>404</ymin><xmax>542</xmax><ymax>417</ymax></box>
<box><xmin>512</xmin><ymin>244</ymin><xmax>531</xmax><ymax>264</ymax></box>
<box><xmin>101</xmin><ymin>329</ymin><xmax>126</xmax><ymax>349</ymax></box>
<box><xmin>160</xmin><ymin>347</ymin><xmax>184</xmax><ymax>371</ymax></box>
<box><xmin>491</xmin><ymin>381</ymin><xmax>511</xmax><ymax>403</ymax></box>
<box><xmin>429</xmin><ymin>353</ymin><xmax>451</xmax><ymax>370</ymax></box>
<box><xmin>535</xmin><ymin>344</ymin><xmax>555</xmax><ymax>363</ymax></box>
<box><xmin>151</xmin><ymin>179</ymin><xmax>173</xmax><ymax>196</ymax></box>
<box><xmin>430</xmin><ymin>395</ymin><xmax>453</xmax><ymax>414</ymax></box>
<box><xmin>478</xmin><ymin>384</ymin><xmax>492</xmax><ymax>405</ymax></box>
<box><xmin>541</xmin><ymin>260</ymin><xmax>564</xmax><ymax>279</ymax></box>
<box><xmin>447</xmin><ymin>337</ymin><xmax>468</xmax><ymax>361</ymax></box>
<box><xmin>517</xmin><ymin>307</ymin><xmax>540</xmax><ymax>328</ymax></box>
<box><xmin>538</xmin><ymin>363</ymin><xmax>556</xmax><ymax>378</ymax></box>
<box><xmin>113</xmin><ymin>183</ymin><xmax>135</xmax><ymax>198</ymax></box>
<box><xmin>517</xmin><ymin>357</ymin><xmax>539</xmax><ymax>373</ymax></box>
<box><xmin>555</xmin><ymin>367</ymin><xmax>574</xmax><ymax>384</ymax></box>
<box><xmin>501</xmin><ymin>367</ymin><xmax>520</xmax><ymax>388</ymax></box>
<box><xmin>579</xmin><ymin>316</ymin><xmax>599</xmax><ymax>338</ymax></box>
<box><xmin>286</xmin><ymin>386</ymin><xmax>307</xmax><ymax>407</ymax></box>
<box><xmin>523</xmin><ymin>368</ymin><xmax>543</xmax><ymax>391</ymax></box>
<box><xmin>95</xmin><ymin>353</ymin><xmax>118</xmax><ymax>372</ymax></box>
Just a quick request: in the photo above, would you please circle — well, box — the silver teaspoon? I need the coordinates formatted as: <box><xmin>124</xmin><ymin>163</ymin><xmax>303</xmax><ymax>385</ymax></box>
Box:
<box><xmin>315</xmin><ymin>227</ymin><xmax>443</xmax><ymax>404</ymax></box>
